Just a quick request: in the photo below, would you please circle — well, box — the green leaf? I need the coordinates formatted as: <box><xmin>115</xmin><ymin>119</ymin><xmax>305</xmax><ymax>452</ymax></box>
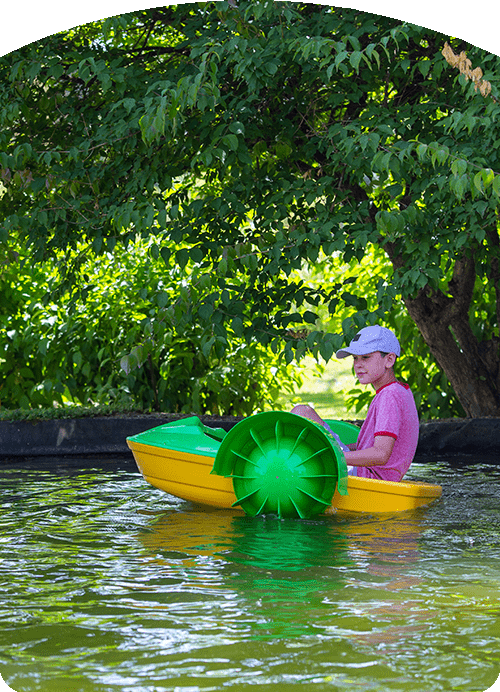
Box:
<box><xmin>303</xmin><ymin>311</ymin><xmax>319</xmax><ymax>324</ymax></box>
<box><xmin>222</xmin><ymin>134</ymin><xmax>239</xmax><ymax>151</ymax></box>
<box><xmin>492</xmin><ymin>176</ymin><xmax>500</xmax><ymax>198</ymax></box>
<box><xmin>416</xmin><ymin>143</ymin><xmax>428</xmax><ymax>161</ymax></box>
<box><xmin>349</xmin><ymin>51</ymin><xmax>363</xmax><ymax>72</ymax></box>
<box><xmin>451</xmin><ymin>158</ymin><xmax>468</xmax><ymax>177</ymax></box>
<box><xmin>451</xmin><ymin>174</ymin><xmax>469</xmax><ymax>200</ymax></box>
<box><xmin>198</xmin><ymin>303</ymin><xmax>213</xmax><ymax>321</ymax></box>
<box><xmin>231</xmin><ymin>316</ymin><xmax>244</xmax><ymax>336</ymax></box>
<box><xmin>176</xmin><ymin>248</ymin><xmax>190</xmax><ymax>269</ymax></box>
<box><xmin>201</xmin><ymin>336</ymin><xmax>215</xmax><ymax>357</ymax></box>
<box><xmin>473</xmin><ymin>172</ymin><xmax>484</xmax><ymax>194</ymax></box>
<box><xmin>481</xmin><ymin>168</ymin><xmax>495</xmax><ymax>189</ymax></box>
<box><xmin>319</xmin><ymin>338</ymin><xmax>334</xmax><ymax>362</ymax></box>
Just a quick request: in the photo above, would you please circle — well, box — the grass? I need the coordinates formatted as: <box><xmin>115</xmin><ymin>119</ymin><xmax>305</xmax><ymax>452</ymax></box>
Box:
<box><xmin>0</xmin><ymin>403</ymin><xmax>144</xmax><ymax>422</ymax></box>
<box><xmin>276</xmin><ymin>357</ymin><xmax>369</xmax><ymax>420</ymax></box>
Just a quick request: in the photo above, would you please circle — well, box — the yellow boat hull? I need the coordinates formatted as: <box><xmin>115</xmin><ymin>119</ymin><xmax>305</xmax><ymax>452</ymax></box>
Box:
<box><xmin>127</xmin><ymin>439</ymin><xmax>442</xmax><ymax>514</ymax></box>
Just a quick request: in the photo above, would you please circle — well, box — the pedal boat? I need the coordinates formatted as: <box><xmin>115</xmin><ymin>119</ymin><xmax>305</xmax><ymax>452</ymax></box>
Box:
<box><xmin>127</xmin><ymin>414</ymin><xmax>442</xmax><ymax>516</ymax></box>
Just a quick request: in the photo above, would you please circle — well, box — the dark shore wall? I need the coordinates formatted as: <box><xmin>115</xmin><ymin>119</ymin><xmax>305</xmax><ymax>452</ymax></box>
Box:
<box><xmin>0</xmin><ymin>414</ymin><xmax>499</xmax><ymax>461</ymax></box>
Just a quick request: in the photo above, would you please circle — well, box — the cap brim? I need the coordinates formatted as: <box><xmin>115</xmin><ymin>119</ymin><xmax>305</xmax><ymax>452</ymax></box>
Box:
<box><xmin>335</xmin><ymin>348</ymin><xmax>354</xmax><ymax>359</ymax></box>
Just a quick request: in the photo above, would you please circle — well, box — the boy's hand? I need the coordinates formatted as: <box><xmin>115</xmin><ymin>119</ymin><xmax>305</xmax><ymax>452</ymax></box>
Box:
<box><xmin>323</xmin><ymin>424</ymin><xmax>350</xmax><ymax>452</ymax></box>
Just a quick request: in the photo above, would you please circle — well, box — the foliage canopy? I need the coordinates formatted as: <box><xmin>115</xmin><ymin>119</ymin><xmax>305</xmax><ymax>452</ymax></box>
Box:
<box><xmin>2</xmin><ymin>2</ymin><xmax>500</xmax><ymax>416</ymax></box>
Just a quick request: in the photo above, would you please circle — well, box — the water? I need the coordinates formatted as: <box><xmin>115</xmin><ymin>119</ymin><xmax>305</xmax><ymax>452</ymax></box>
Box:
<box><xmin>1</xmin><ymin>456</ymin><xmax>499</xmax><ymax>692</ymax></box>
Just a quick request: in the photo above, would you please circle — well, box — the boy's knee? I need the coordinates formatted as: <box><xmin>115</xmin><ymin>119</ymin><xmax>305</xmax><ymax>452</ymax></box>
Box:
<box><xmin>291</xmin><ymin>404</ymin><xmax>315</xmax><ymax>417</ymax></box>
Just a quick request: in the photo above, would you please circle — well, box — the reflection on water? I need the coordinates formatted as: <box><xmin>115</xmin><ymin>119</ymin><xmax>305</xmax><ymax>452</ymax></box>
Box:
<box><xmin>0</xmin><ymin>457</ymin><xmax>499</xmax><ymax>692</ymax></box>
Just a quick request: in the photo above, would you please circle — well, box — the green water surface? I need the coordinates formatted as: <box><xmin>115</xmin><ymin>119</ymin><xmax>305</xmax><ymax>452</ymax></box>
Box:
<box><xmin>0</xmin><ymin>458</ymin><xmax>499</xmax><ymax>692</ymax></box>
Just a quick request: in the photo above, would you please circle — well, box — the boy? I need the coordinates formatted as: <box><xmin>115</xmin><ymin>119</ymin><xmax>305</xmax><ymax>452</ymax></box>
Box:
<box><xmin>291</xmin><ymin>325</ymin><xmax>419</xmax><ymax>482</ymax></box>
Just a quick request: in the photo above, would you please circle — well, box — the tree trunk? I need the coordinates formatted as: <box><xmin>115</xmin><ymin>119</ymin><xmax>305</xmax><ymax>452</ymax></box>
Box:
<box><xmin>387</xmin><ymin>252</ymin><xmax>500</xmax><ymax>417</ymax></box>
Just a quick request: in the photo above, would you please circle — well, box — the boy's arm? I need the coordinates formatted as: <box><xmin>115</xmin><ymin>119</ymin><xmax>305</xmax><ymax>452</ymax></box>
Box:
<box><xmin>344</xmin><ymin>435</ymin><xmax>395</xmax><ymax>467</ymax></box>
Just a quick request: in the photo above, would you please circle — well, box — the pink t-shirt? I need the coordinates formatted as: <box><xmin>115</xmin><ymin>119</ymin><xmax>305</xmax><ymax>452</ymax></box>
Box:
<box><xmin>355</xmin><ymin>381</ymin><xmax>419</xmax><ymax>482</ymax></box>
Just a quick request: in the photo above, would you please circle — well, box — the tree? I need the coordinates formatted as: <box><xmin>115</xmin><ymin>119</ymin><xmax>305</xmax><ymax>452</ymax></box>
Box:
<box><xmin>1</xmin><ymin>2</ymin><xmax>500</xmax><ymax>417</ymax></box>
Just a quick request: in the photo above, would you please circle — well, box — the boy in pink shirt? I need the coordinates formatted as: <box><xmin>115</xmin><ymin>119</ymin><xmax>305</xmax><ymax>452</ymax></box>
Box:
<box><xmin>292</xmin><ymin>325</ymin><xmax>419</xmax><ymax>482</ymax></box>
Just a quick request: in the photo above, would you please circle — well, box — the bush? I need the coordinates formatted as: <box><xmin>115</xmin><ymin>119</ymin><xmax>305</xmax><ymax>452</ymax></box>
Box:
<box><xmin>0</xmin><ymin>238</ymin><xmax>300</xmax><ymax>414</ymax></box>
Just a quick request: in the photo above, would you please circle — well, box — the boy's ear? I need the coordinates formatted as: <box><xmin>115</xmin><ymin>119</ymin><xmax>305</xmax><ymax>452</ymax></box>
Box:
<box><xmin>385</xmin><ymin>352</ymin><xmax>396</xmax><ymax>368</ymax></box>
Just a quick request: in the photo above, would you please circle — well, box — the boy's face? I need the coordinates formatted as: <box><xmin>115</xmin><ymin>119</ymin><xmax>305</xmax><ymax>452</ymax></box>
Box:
<box><xmin>352</xmin><ymin>351</ymin><xmax>396</xmax><ymax>389</ymax></box>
